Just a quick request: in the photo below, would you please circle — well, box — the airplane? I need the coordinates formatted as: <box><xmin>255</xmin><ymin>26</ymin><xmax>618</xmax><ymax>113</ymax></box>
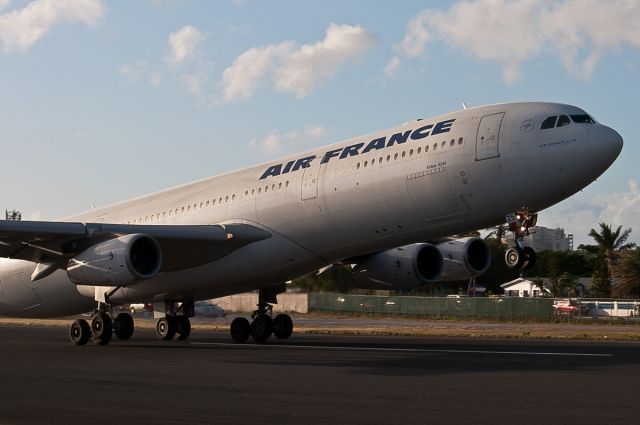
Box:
<box><xmin>0</xmin><ymin>102</ymin><xmax>623</xmax><ymax>346</ymax></box>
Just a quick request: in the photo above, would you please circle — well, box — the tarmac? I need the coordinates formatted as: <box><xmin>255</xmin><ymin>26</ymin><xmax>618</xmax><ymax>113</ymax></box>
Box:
<box><xmin>1</xmin><ymin>323</ymin><xmax>640</xmax><ymax>425</ymax></box>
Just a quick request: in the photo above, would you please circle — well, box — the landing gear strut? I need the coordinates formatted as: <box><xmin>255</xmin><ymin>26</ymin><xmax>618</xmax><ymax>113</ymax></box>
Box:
<box><xmin>153</xmin><ymin>299</ymin><xmax>194</xmax><ymax>341</ymax></box>
<box><xmin>229</xmin><ymin>284</ymin><xmax>293</xmax><ymax>343</ymax></box>
<box><xmin>504</xmin><ymin>209</ymin><xmax>538</xmax><ymax>270</ymax></box>
<box><xmin>69</xmin><ymin>285</ymin><xmax>137</xmax><ymax>346</ymax></box>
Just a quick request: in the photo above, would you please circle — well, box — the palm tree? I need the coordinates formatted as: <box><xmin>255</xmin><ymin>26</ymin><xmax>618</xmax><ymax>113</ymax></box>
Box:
<box><xmin>612</xmin><ymin>249</ymin><xmax>640</xmax><ymax>298</ymax></box>
<box><xmin>588</xmin><ymin>223</ymin><xmax>635</xmax><ymax>274</ymax></box>
<box><xmin>588</xmin><ymin>223</ymin><xmax>635</xmax><ymax>297</ymax></box>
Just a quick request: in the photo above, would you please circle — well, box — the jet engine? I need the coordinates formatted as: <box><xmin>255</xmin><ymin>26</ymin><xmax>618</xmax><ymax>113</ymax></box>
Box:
<box><xmin>436</xmin><ymin>237</ymin><xmax>491</xmax><ymax>281</ymax></box>
<box><xmin>352</xmin><ymin>243</ymin><xmax>443</xmax><ymax>290</ymax></box>
<box><xmin>67</xmin><ymin>234</ymin><xmax>162</xmax><ymax>286</ymax></box>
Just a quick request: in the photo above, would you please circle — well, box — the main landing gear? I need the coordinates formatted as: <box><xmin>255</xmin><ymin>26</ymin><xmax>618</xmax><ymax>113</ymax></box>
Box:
<box><xmin>230</xmin><ymin>285</ymin><xmax>294</xmax><ymax>344</ymax></box>
<box><xmin>69</xmin><ymin>304</ymin><xmax>135</xmax><ymax>346</ymax></box>
<box><xmin>68</xmin><ymin>287</ymin><xmax>195</xmax><ymax>346</ymax></box>
<box><xmin>504</xmin><ymin>209</ymin><xmax>538</xmax><ymax>270</ymax></box>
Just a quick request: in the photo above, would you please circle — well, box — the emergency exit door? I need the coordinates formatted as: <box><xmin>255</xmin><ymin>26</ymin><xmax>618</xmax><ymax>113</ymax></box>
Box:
<box><xmin>476</xmin><ymin>112</ymin><xmax>504</xmax><ymax>160</ymax></box>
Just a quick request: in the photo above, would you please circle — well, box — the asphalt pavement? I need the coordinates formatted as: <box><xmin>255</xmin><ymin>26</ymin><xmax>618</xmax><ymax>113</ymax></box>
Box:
<box><xmin>1</xmin><ymin>325</ymin><xmax>640</xmax><ymax>425</ymax></box>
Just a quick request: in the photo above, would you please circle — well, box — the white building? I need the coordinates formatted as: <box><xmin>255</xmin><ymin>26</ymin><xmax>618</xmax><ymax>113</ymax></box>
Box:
<box><xmin>501</xmin><ymin>278</ymin><xmax>552</xmax><ymax>298</ymax></box>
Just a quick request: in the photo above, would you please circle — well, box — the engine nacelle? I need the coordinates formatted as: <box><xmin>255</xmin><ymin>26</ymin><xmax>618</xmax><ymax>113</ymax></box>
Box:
<box><xmin>436</xmin><ymin>237</ymin><xmax>491</xmax><ymax>281</ymax></box>
<box><xmin>67</xmin><ymin>234</ymin><xmax>162</xmax><ymax>286</ymax></box>
<box><xmin>352</xmin><ymin>243</ymin><xmax>443</xmax><ymax>290</ymax></box>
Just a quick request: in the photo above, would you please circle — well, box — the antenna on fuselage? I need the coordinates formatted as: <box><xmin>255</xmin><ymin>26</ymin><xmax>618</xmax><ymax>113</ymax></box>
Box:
<box><xmin>462</xmin><ymin>102</ymin><xmax>469</xmax><ymax>110</ymax></box>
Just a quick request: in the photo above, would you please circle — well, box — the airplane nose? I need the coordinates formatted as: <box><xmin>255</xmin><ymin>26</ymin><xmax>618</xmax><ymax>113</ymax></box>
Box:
<box><xmin>589</xmin><ymin>125</ymin><xmax>623</xmax><ymax>171</ymax></box>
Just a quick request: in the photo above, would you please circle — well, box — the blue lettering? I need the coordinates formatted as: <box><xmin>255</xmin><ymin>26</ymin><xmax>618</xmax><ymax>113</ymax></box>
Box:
<box><xmin>292</xmin><ymin>155</ymin><xmax>316</xmax><ymax>172</ymax></box>
<box><xmin>410</xmin><ymin>124</ymin><xmax>433</xmax><ymax>140</ymax></box>
<box><xmin>432</xmin><ymin>119</ymin><xmax>455</xmax><ymax>135</ymax></box>
<box><xmin>259</xmin><ymin>164</ymin><xmax>282</xmax><ymax>180</ymax></box>
<box><xmin>386</xmin><ymin>131</ymin><xmax>411</xmax><ymax>147</ymax></box>
<box><xmin>282</xmin><ymin>160</ymin><xmax>295</xmax><ymax>174</ymax></box>
<box><xmin>362</xmin><ymin>137</ymin><xmax>387</xmax><ymax>154</ymax></box>
<box><xmin>321</xmin><ymin>148</ymin><xmax>343</xmax><ymax>164</ymax></box>
<box><xmin>340</xmin><ymin>143</ymin><xmax>364</xmax><ymax>159</ymax></box>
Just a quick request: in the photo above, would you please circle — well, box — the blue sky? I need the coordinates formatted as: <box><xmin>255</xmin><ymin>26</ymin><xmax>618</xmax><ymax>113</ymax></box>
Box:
<box><xmin>0</xmin><ymin>0</ymin><xmax>638</xmax><ymax>247</ymax></box>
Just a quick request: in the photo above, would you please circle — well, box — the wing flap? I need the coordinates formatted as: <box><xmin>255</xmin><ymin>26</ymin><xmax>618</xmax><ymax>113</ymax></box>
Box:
<box><xmin>0</xmin><ymin>220</ymin><xmax>271</xmax><ymax>274</ymax></box>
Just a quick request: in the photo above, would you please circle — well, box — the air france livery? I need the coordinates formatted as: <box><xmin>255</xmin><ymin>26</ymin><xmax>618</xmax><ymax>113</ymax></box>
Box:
<box><xmin>0</xmin><ymin>102</ymin><xmax>623</xmax><ymax>345</ymax></box>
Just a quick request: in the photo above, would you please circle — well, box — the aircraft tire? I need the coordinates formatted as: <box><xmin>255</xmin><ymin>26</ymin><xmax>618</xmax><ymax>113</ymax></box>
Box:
<box><xmin>69</xmin><ymin>319</ymin><xmax>91</xmax><ymax>346</ymax></box>
<box><xmin>505</xmin><ymin>247</ymin><xmax>525</xmax><ymax>270</ymax></box>
<box><xmin>156</xmin><ymin>317</ymin><xmax>177</xmax><ymax>341</ymax></box>
<box><xmin>114</xmin><ymin>313</ymin><xmax>135</xmax><ymax>340</ymax></box>
<box><xmin>91</xmin><ymin>312</ymin><xmax>113</xmax><ymax>345</ymax></box>
<box><xmin>251</xmin><ymin>314</ymin><xmax>273</xmax><ymax>343</ymax></box>
<box><xmin>176</xmin><ymin>317</ymin><xmax>191</xmax><ymax>340</ymax></box>
<box><xmin>273</xmin><ymin>314</ymin><xmax>293</xmax><ymax>339</ymax></box>
<box><xmin>230</xmin><ymin>317</ymin><xmax>251</xmax><ymax>343</ymax></box>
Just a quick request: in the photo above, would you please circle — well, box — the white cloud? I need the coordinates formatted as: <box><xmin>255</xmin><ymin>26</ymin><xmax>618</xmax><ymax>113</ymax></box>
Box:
<box><xmin>395</xmin><ymin>10</ymin><xmax>431</xmax><ymax>58</ymax></box>
<box><xmin>221</xmin><ymin>43</ymin><xmax>293</xmax><ymax>103</ymax></box>
<box><xmin>540</xmin><ymin>179</ymin><xmax>640</xmax><ymax>247</ymax></box>
<box><xmin>220</xmin><ymin>23</ymin><xmax>377</xmax><ymax>103</ymax></box>
<box><xmin>384</xmin><ymin>56</ymin><xmax>401</xmax><ymax>78</ymax></box>
<box><xmin>394</xmin><ymin>0</ymin><xmax>640</xmax><ymax>83</ymax></box>
<box><xmin>0</xmin><ymin>1</ymin><xmax>10</xmax><ymax>12</ymax></box>
<box><xmin>248</xmin><ymin>125</ymin><xmax>328</xmax><ymax>156</ymax></box>
<box><xmin>0</xmin><ymin>0</ymin><xmax>105</xmax><ymax>53</ymax></box>
<box><xmin>118</xmin><ymin>60</ymin><xmax>162</xmax><ymax>87</ymax></box>
<box><xmin>166</xmin><ymin>24</ymin><xmax>206</xmax><ymax>67</ymax></box>
<box><xmin>274</xmin><ymin>24</ymin><xmax>378</xmax><ymax>98</ymax></box>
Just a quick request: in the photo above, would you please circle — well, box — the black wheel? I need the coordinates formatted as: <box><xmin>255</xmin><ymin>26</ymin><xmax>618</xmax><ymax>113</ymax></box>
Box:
<box><xmin>69</xmin><ymin>319</ymin><xmax>91</xmax><ymax>346</ymax></box>
<box><xmin>251</xmin><ymin>314</ymin><xmax>273</xmax><ymax>343</ymax></box>
<box><xmin>523</xmin><ymin>247</ymin><xmax>537</xmax><ymax>269</ymax></box>
<box><xmin>156</xmin><ymin>317</ymin><xmax>177</xmax><ymax>340</ymax></box>
<box><xmin>230</xmin><ymin>317</ymin><xmax>251</xmax><ymax>343</ymax></box>
<box><xmin>114</xmin><ymin>313</ymin><xmax>134</xmax><ymax>340</ymax></box>
<box><xmin>272</xmin><ymin>314</ymin><xmax>293</xmax><ymax>339</ymax></box>
<box><xmin>176</xmin><ymin>317</ymin><xmax>191</xmax><ymax>341</ymax></box>
<box><xmin>505</xmin><ymin>247</ymin><xmax>525</xmax><ymax>270</ymax></box>
<box><xmin>91</xmin><ymin>312</ymin><xmax>112</xmax><ymax>345</ymax></box>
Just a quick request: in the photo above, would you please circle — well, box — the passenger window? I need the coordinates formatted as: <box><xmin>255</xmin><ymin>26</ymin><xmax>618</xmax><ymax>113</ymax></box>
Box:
<box><xmin>285</xmin><ymin>181</ymin><xmax>289</xmax><ymax>187</ymax></box>
<box><xmin>394</xmin><ymin>153</ymin><xmax>398</xmax><ymax>160</ymax></box>
<box><xmin>386</xmin><ymin>155</ymin><xmax>391</xmax><ymax>162</ymax></box>
<box><xmin>364</xmin><ymin>161</ymin><xmax>368</xmax><ymax>168</ymax></box>
<box><xmin>356</xmin><ymin>163</ymin><xmax>361</xmax><ymax>169</ymax></box>
<box><xmin>425</xmin><ymin>145</ymin><xmax>429</xmax><ymax>152</ymax></box>
<box><xmin>541</xmin><ymin>116</ymin><xmax>557</xmax><ymax>129</ymax></box>
<box><xmin>433</xmin><ymin>143</ymin><xmax>437</xmax><ymax>151</ymax></box>
<box><xmin>417</xmin><ymin>147</ymin><xmax>421</xmax><ymax>154</ymax></box>
<box><xmin>556</xmin><ymin>115</ymin><xmax>570</xmax><ymax>127</ymax></box>
<box><xmin>458</xmin><ymin>137</ymin><xmax>463</xmax><ymax>145</ymax></box>
<box><xmin>450</xmin><ymin>139</ymin><xmax>455</xmax><ymax>147</ymax></box>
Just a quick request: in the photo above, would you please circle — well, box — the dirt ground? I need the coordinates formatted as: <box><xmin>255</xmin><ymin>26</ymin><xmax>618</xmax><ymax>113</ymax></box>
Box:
<box><xmin>3</xmin><ymin>313</ymin><xmax>640</xmax><ymax>341</ymax></box>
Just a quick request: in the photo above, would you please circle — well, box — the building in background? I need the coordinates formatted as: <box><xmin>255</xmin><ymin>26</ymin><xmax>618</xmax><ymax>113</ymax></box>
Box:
<box><xmin>503</xmin><ymin>226</ymin><xmax>573</xmax><ymax>252</ymax></box>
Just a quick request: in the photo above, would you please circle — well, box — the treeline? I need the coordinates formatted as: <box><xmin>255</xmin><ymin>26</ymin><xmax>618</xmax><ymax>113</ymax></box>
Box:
<box><xmin>291</xmin><ymin>223</ymin><xmax>639</xmax><ymax>298</ymax></box>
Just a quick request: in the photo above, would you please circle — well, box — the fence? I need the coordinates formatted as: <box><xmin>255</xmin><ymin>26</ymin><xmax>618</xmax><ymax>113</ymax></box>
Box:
<box><xmin>309</xmin><ymin>293</ymin><xmax>554</xmax><ymax>320</ymax></box>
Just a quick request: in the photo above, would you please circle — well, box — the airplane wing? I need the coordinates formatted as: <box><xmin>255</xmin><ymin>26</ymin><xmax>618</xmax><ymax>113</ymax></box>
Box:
<box><xmin>0</xmin><ymin>220</ymin><xmax>271</xmax><ymax>275</ymax></box>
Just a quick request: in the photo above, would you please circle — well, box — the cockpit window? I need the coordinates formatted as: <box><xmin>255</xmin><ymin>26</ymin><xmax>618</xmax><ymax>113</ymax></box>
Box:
<box><xmin>556</xmin><ymin>115</ymin><xmax>571</xmax><ymax>127</ymax></box>
<box><xmin>541</xmin><ymin>116</ymin><xmax>557</xmax><ymax>130</ymax></box>
<box><xmin>570</xmin><ymin>114</ymin><xmax>596</xmax><ymax>124</ymax></box>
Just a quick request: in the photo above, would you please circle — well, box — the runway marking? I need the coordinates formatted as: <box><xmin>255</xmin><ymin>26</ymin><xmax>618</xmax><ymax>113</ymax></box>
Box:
<box><xmin>189</xmin><ymin>342</ymin><xmax>612</xmax><ymax>357</ymax></box>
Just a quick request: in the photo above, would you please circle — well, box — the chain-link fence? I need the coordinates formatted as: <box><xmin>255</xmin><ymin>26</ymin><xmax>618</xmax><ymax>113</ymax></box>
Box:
<box><xmin>309</xmin><ymin>293</ymin><xmax>554</xmax><ymax>320</ymax></box>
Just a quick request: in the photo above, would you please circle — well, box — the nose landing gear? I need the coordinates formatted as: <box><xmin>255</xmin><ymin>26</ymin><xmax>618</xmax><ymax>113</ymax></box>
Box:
<box><xmin>504</xmin><ymin>209</ymin><xmax>538</xmax><ymax>270</ymax></box>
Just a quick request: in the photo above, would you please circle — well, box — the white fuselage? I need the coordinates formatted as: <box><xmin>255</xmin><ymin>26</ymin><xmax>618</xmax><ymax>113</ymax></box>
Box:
<box><xmin>0</xmin><ymin>102</ymin><xmax>623</xmax><ymax>317</ymax></box>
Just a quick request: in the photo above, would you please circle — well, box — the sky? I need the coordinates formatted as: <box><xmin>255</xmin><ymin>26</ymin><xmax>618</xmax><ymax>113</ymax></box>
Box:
<box><xmin>0</xmin><ymin>0</ymin><xmax>638</xmax><ymax>247</ymax></box>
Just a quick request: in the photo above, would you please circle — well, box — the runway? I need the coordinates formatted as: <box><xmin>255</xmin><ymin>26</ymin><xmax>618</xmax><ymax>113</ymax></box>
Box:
<box><xmin>1</xmin><ymin>326</ymin><xmax>640</xmax><ymax>425</ymax></box>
